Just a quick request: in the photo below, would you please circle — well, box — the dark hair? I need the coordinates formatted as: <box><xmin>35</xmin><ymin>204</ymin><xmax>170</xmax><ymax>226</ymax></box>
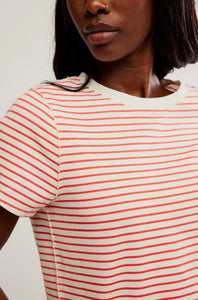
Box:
<box><xmin>152</xmin><ymin>0</ymin><xmax>198</xmax><ymax>79</ymax></box>
<box><xmin>53</xmin><ymin>0</ymin><xmax>198</xmax><ymax>82</ymax></box>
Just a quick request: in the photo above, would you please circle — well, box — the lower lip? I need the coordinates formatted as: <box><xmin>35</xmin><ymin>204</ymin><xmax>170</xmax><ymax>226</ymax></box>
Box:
<box><xmin>87</xmin><ymin>31</ymin><xmax>118</xmax><ymax>45</ymax></box>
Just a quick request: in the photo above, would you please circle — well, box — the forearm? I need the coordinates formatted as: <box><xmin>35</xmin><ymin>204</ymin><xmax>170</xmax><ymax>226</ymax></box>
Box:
<box><xmin>0</xmin><ymin>287</ymin><xmax>8</xmax><ymax>300</ymax></box>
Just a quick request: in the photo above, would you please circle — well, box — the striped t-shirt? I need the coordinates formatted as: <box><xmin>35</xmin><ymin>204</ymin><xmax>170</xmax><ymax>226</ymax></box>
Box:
<box><xmin>1</xmin><ymin>73</ymin><xmax>198</xmax><ymax>300</ymax></box>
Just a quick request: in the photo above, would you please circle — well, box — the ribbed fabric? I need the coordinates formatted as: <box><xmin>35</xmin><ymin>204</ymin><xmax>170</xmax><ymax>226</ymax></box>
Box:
<box><xmin>1</xmin><ymin>73</ymin><xmax>198</xmax><ymax>299</ymax></box>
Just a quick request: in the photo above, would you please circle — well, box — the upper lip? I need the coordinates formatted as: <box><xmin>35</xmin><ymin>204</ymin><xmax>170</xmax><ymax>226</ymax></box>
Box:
<box><xmin>83</xmin><ymin>23</ymin><xmax>118</xmax><ymax>35</ymax></box>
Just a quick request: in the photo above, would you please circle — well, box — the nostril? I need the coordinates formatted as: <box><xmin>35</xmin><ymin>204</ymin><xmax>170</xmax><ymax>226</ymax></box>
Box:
<box><xmin>85</xmin><ymin>2</ymin><xmax>110</xmax><ymax>17</ymax></box>
<box><xmin>86</xmin><ymin>8</ymin><xmax>106</xmax><ymax>16</ymax></box>
<box><xmin>86</xmin><ymin>9</ymin><xmax>93</xmax><ymax>16</ymax></box>
<box><xmin>98</xmin><ymin>8</ymin><xmax>106</xmax><ymax>14</ymax></box>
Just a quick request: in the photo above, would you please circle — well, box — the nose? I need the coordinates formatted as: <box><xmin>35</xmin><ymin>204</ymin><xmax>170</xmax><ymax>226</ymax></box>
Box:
<box><xmin>84</xmin><ymin>0</ymin><xmax>110</xmax><ymax>16</ymax></box>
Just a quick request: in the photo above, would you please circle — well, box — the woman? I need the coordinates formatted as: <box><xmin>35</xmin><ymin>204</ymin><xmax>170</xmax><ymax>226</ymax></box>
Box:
<box><xmin>1</xmin><ymin>0</ymin><xmax>198</xmax><ymax>299</ymax></box>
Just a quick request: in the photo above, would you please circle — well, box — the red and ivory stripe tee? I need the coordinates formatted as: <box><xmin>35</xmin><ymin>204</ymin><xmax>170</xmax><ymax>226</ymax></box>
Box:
<box><xmin>1</xmin><ymin>73</ymin><xmax>198</xmax><ymax>299</ymax></box>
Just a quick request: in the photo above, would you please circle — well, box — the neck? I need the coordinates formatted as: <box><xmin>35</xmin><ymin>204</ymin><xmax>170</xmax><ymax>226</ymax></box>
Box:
<box><xmin>93</xmin><ymin>40</ymin><xmax>170</xmax><ymax>98</ymax></box>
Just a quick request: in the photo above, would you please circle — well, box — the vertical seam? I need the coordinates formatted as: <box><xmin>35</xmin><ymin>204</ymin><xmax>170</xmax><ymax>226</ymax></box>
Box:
<box><xmin>34</xmin><ymin>88</ymin><xmax>61</xmax><ymax>299</ymax></box>
<box><xmin>46</xmin><ymin>210</ymin><xmax>61</xmax><ymax>300</ymax></box>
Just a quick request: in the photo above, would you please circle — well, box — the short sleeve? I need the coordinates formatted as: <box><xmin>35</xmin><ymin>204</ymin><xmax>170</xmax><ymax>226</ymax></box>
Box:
<box><xmin>0</xmin><ymin>88</ymin><xmax>60</xmax><ymax>217</ymax></box>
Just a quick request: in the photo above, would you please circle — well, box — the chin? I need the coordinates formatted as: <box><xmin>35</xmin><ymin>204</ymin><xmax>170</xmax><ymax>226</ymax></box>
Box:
<box><xmin>89</xmin><ymin>49</ymin><xmax>125</xmax><ymax>63</ymax></box>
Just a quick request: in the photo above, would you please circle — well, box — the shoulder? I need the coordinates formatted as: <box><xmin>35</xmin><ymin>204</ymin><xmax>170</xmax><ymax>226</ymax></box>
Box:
<box><xmin>162</xmin><ymin>79</ymin><xmax>198</xmax><ymax>101</ymax></box>
<box><xmin>180</xmin><ymin>83</ymin><xmax>198</xmax><ymax>102</ymax></box>
<box><xmin>34</xmin><ymin>73</ymin><xmax>88</xmax><ymax>96</ymax></box>
<box><xmin>3</xmin><ymin>74</ymin><xmax>87</xmax><ymax>119</ymax></box>
<box><xmin>185</xmin><ymin>84</ymin><xmax>198</xmax><ymax>95</ymax></box>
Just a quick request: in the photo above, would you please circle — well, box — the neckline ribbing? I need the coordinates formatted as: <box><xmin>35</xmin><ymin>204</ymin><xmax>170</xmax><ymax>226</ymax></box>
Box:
<box><xmin>79</xmin><ymin>72</ymin><xmax>188</xmax><ymax>109</ymax></box>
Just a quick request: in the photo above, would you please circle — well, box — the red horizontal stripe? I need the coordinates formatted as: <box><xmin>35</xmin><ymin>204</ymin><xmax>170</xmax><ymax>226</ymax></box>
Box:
<box><xmin>35</xmin><ymin>222</ymin><xmax>198</xmax><ymax>245</ymax></box>
<box><xmin>53</xmin><ymin>104</ymin><xmax>121</xmax><ymax>109</ymax></box>
<box><xmin>57</xmin><ymin>121</ymin><xmax>198</xmax><ymax>127</ymax></box>
<box><xmin>48</xmin><ymin>97</ymin><xmax>111</xmax><ymax>102</ymax></box>
<box><xmin>59</xmin><ymin>169</ymin><xmax>198</xmax><ymax>190</ymax></box>
<box><xmin>42</xmin><ymin>265</ymin><xmax>198</xmax><ymax>283</ymax></box>
<box><xmin>163</xmin><ymin>290</ymin><xmax>198</xmax><ymax>300</ymax></box>
<box><xmin>41</xmin><ymin>258</ymin><xmax>198</xmax><ymax>280</ymax></box>
<box><xmin>60</xmin><ymin>137</ymin><xmax>198</xmax><ymax>147</ymax></box>
<box><xmin>58</xmin><ymin>283</ymin><xmax>198</xmax><ymax>299</ymax></box>
<box><xmin>58</xmin><ymin>182</ymin><xmax>198</xmax><ymax>202</ymax></box>
<box><xmin>61</xmin><ymin>132</ymin><xmax>198</xmax><ymax>140</ymax></box>
<box><xmin>38</xmin><ymin>242</ymin><xmax>198</xmax><ymax>263</ymax></box>
<box><xmin>35</xmin><ymin>224</ymin><xmax>198</xmax><ymax>242</ymax></box>
<box><xmin>36</xmin><ymin>234</ymin><xmax>198</xmax><ymax>251</ymax></box>
<box><xmin>34</xmin><ymin>210</ymin><xmax>198</xmax><ymax>227</ymax></box>
<box><xmin>41</xmin><ymin>258</ymin><xmax>198</xmax><ymax>275</ymax></box>
<box><xmin>52</xmin><ymin>273</ymin><xmax>198</xmax><ymax>294</ymax></box>
<box><xmin>60</xmin><ymin>156</ymin><xmax>195</xmax><ymax>173</ymax></box>
<box><xmin>41</xmin><ymin>258</ymin><xmax>198</xmax><ymax>281</ymax></box>
<box><xmin>35</xmin><ymin>219</ymin><xmax>198</xmax><ymax>238</ymax></box>
<box><xmin>56</xmin><ymin>108</ymin><xmax>198</xmax><ymax>113</ymax></box>
<box><xmin>59</xmin><ymin>162</ymin><xmax>196</xmax><ymax>179</ymax></box>
<box><xmin>59</xmin><ymin>127</ymin><xmax>198</xmax><ymax>134</ymax></box>
<box><xmin>178</xmin><ymin>102</ymin><xmax>198</xmax><ymax>105</ymax></box>
<box><xmin>61</xmin><ymin>149</ymin><xmax>197</xmax><ymax>165</ymax></box>
<box><xmin>43</xmin><ymin>273</ymin><xmax>198</xmax><ymax>296</ymax></box>
<box><xmin>186</xmin><ymin>95</ymin><xmax>198</xmax><ymax>98</ymax></box>
<box><xmin>59</xmin><ymin>179</ymin><xmax>198</xmax><ymax>199</ymax></box>
<box><xmin>50</xmin><ymin>200</ymin><xmax>198</xmax><ymax>220</ymax></box>
<box><xmin>38</xmin><ymin>90</ymin><xmax>95</xmax><ymax>95</ymax></box>
<box><xmin>60</xmin><ymin>144</ymin><xmax>197</xmax><ymax>157</ymax></box>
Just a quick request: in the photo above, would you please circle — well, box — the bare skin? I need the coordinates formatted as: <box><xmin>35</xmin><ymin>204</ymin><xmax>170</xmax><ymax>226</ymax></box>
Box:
<box><xmin>0</xmin><ymin>287</ymin><xmax>9</xmax><ymax>300</ymax></box>
<box><xmin>94</xmin><ymin>38</ymin><xmax>171</xmax><ymax>98</ymax></box>
<box><xmin>0</xmin><ymin>207</ymin><xmax>18</xmax><ymax>251</ymax></box>
<box><xmin>67</xmin><ymin>0</ymin><xmax>172</xmax><ymax>98</ymax></box>
<box><xmin>0</xmin><ymin>206</ymin><xmax>18</xmax><ymax>299</ymax></box>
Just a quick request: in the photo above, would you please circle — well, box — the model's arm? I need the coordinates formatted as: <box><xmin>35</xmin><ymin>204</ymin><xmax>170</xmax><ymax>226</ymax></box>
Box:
<box><xmin>0</xmin><ymin>287</ymin><xmax>8</xmax><ymax>300</ymax></box>
<box><xmin>0</xmin><ymin>206</ymin><xmax>19</xmax><ymax>300</ymax></box>
<box><xmin>0</xmin><ymin>206</ymin><xmax>19</xmax><ymax>250</ymax></box>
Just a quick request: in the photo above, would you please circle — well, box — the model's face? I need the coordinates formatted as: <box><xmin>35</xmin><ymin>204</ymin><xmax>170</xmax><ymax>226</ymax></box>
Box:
<box><xmin>66</xmin><ymin>0</ymin><xmax>153</xmax><ymax>62</ymax></box>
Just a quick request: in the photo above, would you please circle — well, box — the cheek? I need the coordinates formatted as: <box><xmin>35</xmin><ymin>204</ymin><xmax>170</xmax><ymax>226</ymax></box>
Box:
<box><xmin>66</xmin><ymin>1</ymin><xmax>83</xmax><ymax>34</ymax></box>
<box><xmin>124</xmin><ymin>0</ymin><xmax>153</xmax><ymax>32</ymax></box>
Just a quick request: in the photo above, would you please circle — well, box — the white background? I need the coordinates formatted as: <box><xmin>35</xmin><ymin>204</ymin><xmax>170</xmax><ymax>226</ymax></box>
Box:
<box><xmin>0</xmin><ymin>1</ymin><xmax>198</xmax><ymax>300</ymax></box>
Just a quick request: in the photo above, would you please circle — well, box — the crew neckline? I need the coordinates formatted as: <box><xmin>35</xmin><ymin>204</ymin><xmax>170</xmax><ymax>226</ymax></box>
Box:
<box><xmin>79</xmin><ymin>72</ymin><xmax>188</xmax><ymax>108</ymax></box>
